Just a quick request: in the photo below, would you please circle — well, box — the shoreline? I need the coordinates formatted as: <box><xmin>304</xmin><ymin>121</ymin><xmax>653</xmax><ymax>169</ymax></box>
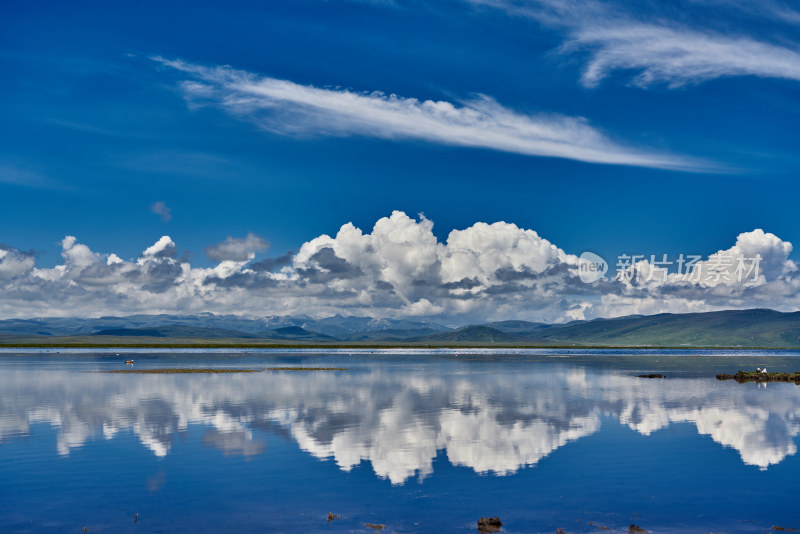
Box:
<box><xmin>2</xmin><ymin>342</ymin><xmax>800</xmax><ymax>350</ymax></box>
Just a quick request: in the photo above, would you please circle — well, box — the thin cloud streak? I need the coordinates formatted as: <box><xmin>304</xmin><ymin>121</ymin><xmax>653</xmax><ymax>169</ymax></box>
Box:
<box><xmin>0</xmin><ymin>161</ymin><xmax>62</xmax><ymax>190</ymax></box>
<box><xmin>467</xmin><ymin>0</ymin><xmax>800</xmax><ymax>88</ymax></box>
<box><xmin>573</xmin><ymin>24</ymin><xmax>800</xmax><ymax>88</ymax></box>
<box><xmin>153</xmin><ymin>57</ymin><xmax>705</xmax><ymax>171</ymax></box>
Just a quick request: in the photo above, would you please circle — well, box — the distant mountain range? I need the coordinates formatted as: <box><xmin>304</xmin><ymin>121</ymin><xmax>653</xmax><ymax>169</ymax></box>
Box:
<box><xmin>0</xmin><ymin>313</ymin><xmax>448</xmax><ymax>343</ymax></box>
<box><xmin>1</xmin><ymin>308</ymin><xmax>800</xmax><ymax>347</ymax></box>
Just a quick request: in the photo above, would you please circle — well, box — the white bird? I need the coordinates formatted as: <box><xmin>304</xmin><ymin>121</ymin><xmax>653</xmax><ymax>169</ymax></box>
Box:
<box><xmin>762</xmin><ymin>368</ymin><xmax>768</xmax><ymax>373</ymax></box>
<box><xmin>757</xmin><ymin>367</ymin><xmax>762</xmax><ymax>372</ymax></box>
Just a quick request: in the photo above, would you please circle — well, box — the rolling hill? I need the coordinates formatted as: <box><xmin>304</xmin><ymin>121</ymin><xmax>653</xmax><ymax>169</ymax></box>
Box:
<box><xmin>410</xmin><ymin>325</ymin><xmax>525</xmax><ymax>343</ymax></box>
<box><xmin>531</xmin><ymin>308</ymin><xmax>800</xmax><ymax>347</ymax></box>
<box><xmin>2</xmin><ymin>308</ymin><xmax>800</xmax><ymax>347</ymax></box>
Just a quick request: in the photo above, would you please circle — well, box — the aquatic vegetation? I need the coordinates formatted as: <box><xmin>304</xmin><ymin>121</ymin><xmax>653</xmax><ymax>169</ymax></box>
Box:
<box><xmin>265</xmin><ymin>367</ymin><xmax>348</xmax><ymax>371</ymax></box>
<box><xmin>100</xmin><ymin>368</ymin><xmax>261</xmax><ymax>374</ymax></box>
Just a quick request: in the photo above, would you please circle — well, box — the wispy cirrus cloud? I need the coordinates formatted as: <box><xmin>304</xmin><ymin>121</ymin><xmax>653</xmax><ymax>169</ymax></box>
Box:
<box><xmin>152</xmin><ymin>57</ymin><xmax>703</xmax><ymax>170</ymax></box>
<box><xmin>467</xmin><ymin>0</ymin><xmax>800</xmax><ymax>88</ymax></box>
<box><xmin>689</xmin><ymin>0</ymin><xmax>800</xmax><ymax>26</ymax></box>
<box><xmin>572</xmin><ymin>24</ymin><xmax>800</xmax><ymax>88</ymax></box>
<box><xmin>0</xmin><ymin>160</ymin><xmax>59</xmax><ymax>189</ymax></box>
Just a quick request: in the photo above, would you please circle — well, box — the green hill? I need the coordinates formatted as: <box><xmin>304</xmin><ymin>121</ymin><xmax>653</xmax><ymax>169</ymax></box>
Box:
<box><xmin>263</xmin><ymin>326</ymin><xmax>335</xmax><ymax>341</ymax></box>
<box><xmin>534</xmin><ymin>309</ymin><xmax>800</xmax><ymax>347</ymax></box>
<box><xmin>92</xmin><ymin>326</ymin><xmax>257</xmax><ymax>338</ymax></box>
<box><xmin>411</xmin><ymin>325</ymin><xmax>525</xmax><ymax>343</ymax></box>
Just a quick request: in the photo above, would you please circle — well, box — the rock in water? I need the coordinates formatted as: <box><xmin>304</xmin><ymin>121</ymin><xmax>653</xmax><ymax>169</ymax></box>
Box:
<box><xmin>478</xmin><ymin>516</ymin><xmax>503</xmax><ymax>532</ymax></box>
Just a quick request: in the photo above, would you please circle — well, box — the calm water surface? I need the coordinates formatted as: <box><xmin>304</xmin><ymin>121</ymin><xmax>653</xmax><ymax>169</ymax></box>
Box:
<box><xmin>1</xmin><ymin>349</ymin><xmax>800</xmax><ymax>533</ymax></box>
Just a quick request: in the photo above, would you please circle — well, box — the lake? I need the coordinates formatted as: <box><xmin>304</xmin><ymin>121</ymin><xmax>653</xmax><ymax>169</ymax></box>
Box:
<box><xmin>1</xmin><ymin>349</ymin><xmax>800</xmax><ymax>533</ymax></box>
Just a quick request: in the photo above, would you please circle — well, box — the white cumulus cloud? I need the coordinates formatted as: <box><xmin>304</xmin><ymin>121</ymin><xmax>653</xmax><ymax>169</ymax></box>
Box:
<box><xmin>0</xmin><ymin>246</ymin><xmax>35</xmax><ymax>280</ymax></box>
<box><xmin>205</xmin><ymin>232</ymin><xmax>269</xmax><ymax>262</ymax></box>
<box><xmin>143</xmin><ymin>236</ymin><xmax>177</xmax><ymax>258</ymax></box>
<box><xmin>0</xmin><ymin>212</ymin><xmax>798</xmax><ymax>321</ymax></box>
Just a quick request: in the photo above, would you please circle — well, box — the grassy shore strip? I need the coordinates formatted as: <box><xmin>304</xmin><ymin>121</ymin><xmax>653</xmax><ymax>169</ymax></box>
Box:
<box><xmin>716</xmin><ymin>370</ymin><xmax>800</xmax><ymax>383</ymax></box>
<box><xmin>266</xmin><ymin>367</ymin><xmax>348</xmax><ymax>371</ymax></box>
<box><xmin>4</xmin><ymin>342</ymin><xmax>800</xmax><ymax>350</ymax></box>
<box><xmin>99</xmin><ymin>368</ymin><xmax>262</xmax><ymax>374</ymax></box>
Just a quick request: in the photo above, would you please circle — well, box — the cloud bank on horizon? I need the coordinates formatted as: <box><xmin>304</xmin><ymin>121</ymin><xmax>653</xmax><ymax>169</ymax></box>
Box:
<box><xmin>1</xmin><ymin>212</ymin><xmax>797</xmax><ymax>322</ymax></box>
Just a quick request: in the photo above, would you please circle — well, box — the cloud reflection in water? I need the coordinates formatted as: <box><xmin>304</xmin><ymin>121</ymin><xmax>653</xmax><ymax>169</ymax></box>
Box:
<box><xmin>1</xmin><ymin>364</ymin><xmax>798</xmax><ymax>484</ymax></box>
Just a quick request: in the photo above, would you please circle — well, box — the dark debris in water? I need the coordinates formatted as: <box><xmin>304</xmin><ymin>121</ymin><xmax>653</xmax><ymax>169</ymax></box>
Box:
<box><xmin>637</xmin><ymin>374</ymin><xmax>665</xmax><ymax>379</ymax></box>
<box><xmin>717</xmin><ymin>370</ymin><xmax>800</xmax><ymax>384</ymax></box>
<box><xmin>477</xmin><ymin>516</ymin><xmax>502</xmax><ymax>533</ymax></box>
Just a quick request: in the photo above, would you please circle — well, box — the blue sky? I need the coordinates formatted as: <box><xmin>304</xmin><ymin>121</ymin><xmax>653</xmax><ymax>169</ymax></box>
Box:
<box><xmin>1</xmin><ymin>0</ymin><xmax>800</xmax><ymax>321</ymax></box>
